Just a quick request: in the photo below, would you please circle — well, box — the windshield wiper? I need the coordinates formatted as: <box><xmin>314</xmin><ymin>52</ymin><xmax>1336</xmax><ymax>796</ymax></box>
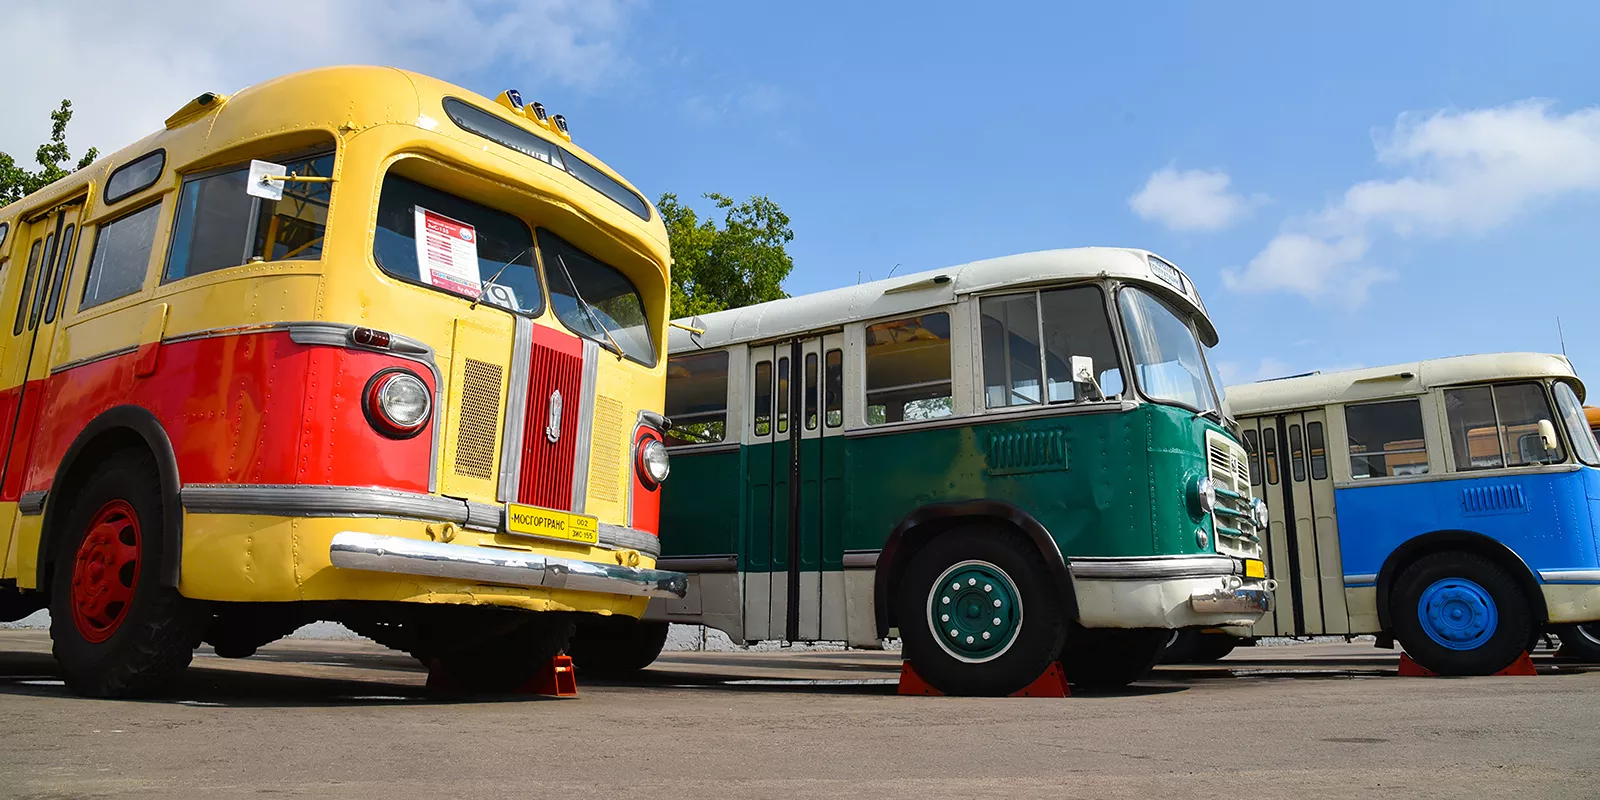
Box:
<box><xmin>555</xmin><ymin>253</ymin><xmax>625</xmax><ymax>359</ymax></box>
<box><xmin>469</xmin><ymin>246</ymin><xmax>532</xmax><ymax>311</ymax></box>
<box><xmin>1194</xmin><ymin>407</ymin><xmax>1223</xmax><ymax>424</ymax></box>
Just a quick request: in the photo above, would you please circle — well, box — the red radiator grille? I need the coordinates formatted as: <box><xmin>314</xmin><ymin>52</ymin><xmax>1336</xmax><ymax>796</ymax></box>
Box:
<box><xmin>517</xmin><ymin>328</ymin><xmax>584</xmax><ymax>510</ymax></box>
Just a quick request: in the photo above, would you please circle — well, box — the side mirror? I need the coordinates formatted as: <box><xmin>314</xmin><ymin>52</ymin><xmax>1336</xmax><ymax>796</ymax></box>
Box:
<box><xmin>1538</xmin><ymin>419</ymin><xmax>1560</xmax><ymax>455</ymax></box>
<box><xmin>1070</xmin><ymin>355</ymin><xmax>1096</xmax><ymax>385</ymax></box>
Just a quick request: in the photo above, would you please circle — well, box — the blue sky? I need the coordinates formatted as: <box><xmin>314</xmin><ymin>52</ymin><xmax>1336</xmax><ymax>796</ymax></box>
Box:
<box><xmin>8</xmin><ymin>1</ymin><xmax>1600</xmax><ymax>390</ymax></box>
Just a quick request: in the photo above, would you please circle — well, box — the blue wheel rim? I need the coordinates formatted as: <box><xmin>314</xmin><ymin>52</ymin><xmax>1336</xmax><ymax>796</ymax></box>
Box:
<box><xmin>927</xmin><ymin>560</ymin><xmax>1022</xmax><ymax>663</ymax></box>
<box><xmin>1416</xmin><ymin>577</ymin><xmax>1498</xmax><ymax>651</ymax></box>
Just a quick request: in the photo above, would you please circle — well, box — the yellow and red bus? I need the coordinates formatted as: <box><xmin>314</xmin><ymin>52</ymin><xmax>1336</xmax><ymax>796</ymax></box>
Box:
<box><xmin>0</xmin><ymin>66</ymin><xmax>684</xmax><ymax>696</ymax></box>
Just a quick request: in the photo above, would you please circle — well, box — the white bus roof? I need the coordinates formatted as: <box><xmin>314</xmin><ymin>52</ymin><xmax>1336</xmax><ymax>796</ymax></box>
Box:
<box><xmin>1226</xmin><ymin>352</ymin><xmax>1582</xmax><ymax>416</ymax></box>
<box><xmin>668</xmin><ymin>247</ymin><xmax>1215</xmax><ymax>352</ymax></box>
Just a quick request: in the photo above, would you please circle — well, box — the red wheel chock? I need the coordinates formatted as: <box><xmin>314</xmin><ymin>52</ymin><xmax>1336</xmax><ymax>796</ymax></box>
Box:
<box><xmin>1397</xmin><ymin>651</ymin><xmax>1537</xmax><ymax>677</ymax></box>
<box><xmin>897</xmin><ymin>660</ymin><xmax>1072</xmax><ymax>697</ymax></box>
<box><xmin>525</xmin><ymin>654</ymin><xmax>579</xmax><ymax>697</ymax></box>
<box><xmin>425</xmin><ymin>654</ymin><xmax>579</xmax><ymax>697</ymax></box>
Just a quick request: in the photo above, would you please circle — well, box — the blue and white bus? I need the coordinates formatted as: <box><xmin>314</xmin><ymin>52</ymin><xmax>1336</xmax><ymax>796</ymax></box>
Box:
<box><xmin>1221</xmin><ymin>353</ymin><xmax>1600</xmax><ymax>674</ymax></box>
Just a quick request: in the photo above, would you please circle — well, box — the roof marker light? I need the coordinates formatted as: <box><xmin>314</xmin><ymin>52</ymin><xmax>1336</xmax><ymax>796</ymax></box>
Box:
<box><xmin>494</xmin><ymin>89</ymin><xmax>523</xmax><ymax>112</ymax></box>
<box><xmin>528</xmin><ymin>102</ymin><xmax>549</xmax><ymax>123</ymax></box>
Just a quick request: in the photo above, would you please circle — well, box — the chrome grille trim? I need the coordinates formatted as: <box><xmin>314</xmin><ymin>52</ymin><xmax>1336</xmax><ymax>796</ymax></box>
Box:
<box><xmin>496</xmin><ymin>316</ymin><xmax>535</xmax><ymax>502</ymax></box>
<box><xmin>1205</xmin><ymin>430</ymin><xmax>1260</xmax><ymax>558</ymax></box>
<box><xmin>570</xmin><ymin>339</ymin><xmax>599</xmax><ymax>513</ymax></box>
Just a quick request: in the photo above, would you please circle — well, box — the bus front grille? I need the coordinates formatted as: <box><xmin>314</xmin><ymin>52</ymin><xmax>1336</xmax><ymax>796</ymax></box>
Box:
<box><xmin>1205</xmin><ymin>431</ymin><xmax>1261</xmax><ymax>558</ymax></box>
<box><xmin>517</xmin><ymin>338</ymin><xmax>583</xmax><ymax>510</ymax></box>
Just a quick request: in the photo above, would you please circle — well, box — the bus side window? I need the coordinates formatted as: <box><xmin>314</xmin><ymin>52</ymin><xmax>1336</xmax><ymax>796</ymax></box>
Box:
<box><xmin>753</xmin><ymin>360</ymin><xmax>772</xmax><ymax>436</ymax></box>
<box><xmin>82</xmin><ymin>203</ymin><xmax>162</xmax><ymax>310</ymax></box>
<box><xmin>1243</xmin><ymin>429</ymin><xmax>1262</xmax><ymax>486</ymax></box>
<box><xmin>824</xmin><ymin>348</ymin><xmax>843</xmax><ymax>428</ymax></box>
<box><xmin>776</xmin><ymin>356</ymin><xmax>790</xmax><ymax>434</ymax></box>
<box><xmin>664</xmin><ymin>350</ymin><xmax>729</xmax><ymax>447</ymax></box>
<box><xmin>865</xmin><ymin>311</ymin><xmax>953</xmax><ymax>425</ymax></box>
<box><xmin>804</xmin><ymin>352</ymin><xmax>818</xmax><ymax>430</ymax></box>
<box><xmin>1288</xmin><ymin>424</ymin><xmax>1307</xmax><ymax>482</ymax></box>
<box><xmin>1262</xmin><ymin>426</ymin><xmax>1280</xmax><ymax>485</ymax></box>
<box><xmin>1346</xmin><ymin>398</ymin><xmax>1429</xmax><ymax>479</ymax></box>
<box><xmin>1306</xmin><ymin>421</ymin><xmax>1328</xmax><ymax>480</ymax></box>
<box><xmin>14</xmin><ymin>238</ymin><xmax>43</xmax><ymax>335</ymax></box>
<box><xmin>165</xmin><ymin>151</ymin><xmax>332</xmax><ymax>283</ymax></box>
<box><xmin>1446</xmin><ymin>382</ymin><xmax>1564</xmax><ymax>470</ymax></box>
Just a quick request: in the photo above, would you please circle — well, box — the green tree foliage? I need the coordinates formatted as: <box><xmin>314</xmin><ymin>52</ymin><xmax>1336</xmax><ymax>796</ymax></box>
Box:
<box><xmin>0</xmin><ymin>100</ymin><xmax>99</xmax><ymax>206</ymax></box>
<box><xmin>659</xmin><ymin>192</ymin><xmax>794</xmax><ymax>319</ymax></box>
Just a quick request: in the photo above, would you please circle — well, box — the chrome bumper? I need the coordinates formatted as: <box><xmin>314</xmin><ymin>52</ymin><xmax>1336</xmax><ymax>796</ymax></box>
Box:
<box><xmin>1190</xmin><ymin>581</ymin><xmax>1276</xmax><ymax>614</ymax></box>
<box><xmin>329</xmin><ymin>532</ymin><xmax>688</xmax><ymax>599</ymax></box>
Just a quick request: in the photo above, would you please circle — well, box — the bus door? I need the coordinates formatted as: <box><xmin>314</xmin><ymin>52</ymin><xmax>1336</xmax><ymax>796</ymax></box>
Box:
<box><xmin>0</xmin><ymin>196</ymin><xmax>86</xmax><ymax>568</ymax></box>
<box><xmin>742</xmin><ymin>335</ymin><xmax>846</xmax><ymax>642</ymax></box>
<box><xmin>1242</xmin><ymin>410</ymin><xmax>1348</xmax><ymax>636</ymax></box>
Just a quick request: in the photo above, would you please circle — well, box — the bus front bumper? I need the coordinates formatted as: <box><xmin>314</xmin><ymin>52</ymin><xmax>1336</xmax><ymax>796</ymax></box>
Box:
<box><xmin>1070</xmin><ymin>555</ymin><xmax>1275</xmax><ymax>628</ymax></box>
<box><xmin>330</xmin><ymin>532</ymin><xmax>688</xmax><ymax>600</ymax></box>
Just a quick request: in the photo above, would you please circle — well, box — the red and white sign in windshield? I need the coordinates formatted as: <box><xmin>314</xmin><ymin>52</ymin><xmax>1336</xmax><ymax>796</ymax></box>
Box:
<box><xmin>414</xmin><ymin>206</ymin><xmax>481</xmax><ymax>296</ymax></box>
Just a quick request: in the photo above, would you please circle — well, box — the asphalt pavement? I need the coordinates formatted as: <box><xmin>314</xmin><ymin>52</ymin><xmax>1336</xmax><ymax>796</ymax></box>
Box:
<box><xmin>1</xmin><ymin>630</ymin><xmax>1596</xmax><ymax>799</ymax></box>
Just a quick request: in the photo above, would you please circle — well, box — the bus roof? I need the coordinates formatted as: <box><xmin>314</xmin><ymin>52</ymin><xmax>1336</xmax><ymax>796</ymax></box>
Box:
<box><xmin>0</xmin><ymin>66</ymin><xmax>654</xmax><ymax>239</ymax></box>
<box><xmin>1226</xmin><ymin>352</ymin><xmax>1582</xmax><ymax>416</ymax></box>
<box><xmin>668</xmin><ymin>246</ymin><xmax>1214</xmax><ymax>352</ymax></box>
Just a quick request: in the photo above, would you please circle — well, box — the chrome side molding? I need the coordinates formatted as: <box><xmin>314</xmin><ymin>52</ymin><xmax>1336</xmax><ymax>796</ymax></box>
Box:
<box><xmin>329</xmin><ymin>531</ymin><xmax>687</xmax><ymax>599</ymax></box>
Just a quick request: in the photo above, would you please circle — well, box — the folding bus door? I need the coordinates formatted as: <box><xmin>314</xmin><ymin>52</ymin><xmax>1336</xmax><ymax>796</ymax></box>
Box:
<box><xmin>0</xmin><ymin>196</ymin><xmax>85</xmax><ymax>570</ymax></box>
<box><xmin>742</xmin><ymin>345</ymin><xmax>781</xmax><ymax>641</ymax></box>
<box><xmin>1243</xmin><ymin>411</ymin><xmax>1348</xmax><ymax>637</ymax></box>
<box><xmin>795</xmin><ymin>333</ymin><xmax>847</xmax><ymax>642</ymax></box>
<box><xmin>1284</xmin><ymin>409</ymin><xmax>1348</xmax><ymax>634</ymax></box>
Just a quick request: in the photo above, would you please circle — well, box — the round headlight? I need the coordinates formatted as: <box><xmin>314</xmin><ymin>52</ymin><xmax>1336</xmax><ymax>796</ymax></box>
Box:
<box><xmin>1252</xmin><ymin>497</ymin><xmax>1270</xmax><ymax>529</ymax></box>
<box><xmin>1192</xmin><ymin>475</ymin><xmax>1217</xmax><ymax>516</ymax></box>
<box><xmin>638</xmin><ymin>438</ymin><xmax>670</xmax><ymax>487</ymax></box>
<box><xmin>367</xmin><ymin>370</ymin><xmax>431</xmax><ymax>437</ymax></box>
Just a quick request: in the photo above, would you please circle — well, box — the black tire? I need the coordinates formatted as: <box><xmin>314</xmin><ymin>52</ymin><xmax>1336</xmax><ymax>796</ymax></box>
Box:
<box><xmin>1060</xmin><ymin>626</ymin><xmax>1170</xmax><ymax>690</ymax></box>
<box><xmin>0</xmin><ymin>588</ymin><xmax>45</xmax><ymax>623</ymax></box>
<box><xmin>1389</xmin><ymin>551</ymin><xmax>1534</xmax><ymax>676</ymax></box>
<box><xmin>1159</xmin><ymin>629</ymin><xmax>1197</xmax><ymax>664</ymax></box>
<box><xmin>1189</xmin><ymin>632</ymin><xmax>1240</xmax><ymax>662</ymax></box>
<box><xmin>1554</xmin><ymin>624</ymin><xmax>1600</xmax><ymax>662</ymax></box>
<box><xmin>567</xmin><ymin>616</ymin><xmax>669</xmax><ymax>677</ymax></box>
<box><xmin>896</xmin><ymin>526</ymin><xmax>1067</xmax><ymax>697</ymax></box>
<box><xmin>48</xmin><ymin>450</ymin><xmax>206</xmax><ymax>698</ymax></box>
<box><xmin>429</xmin><ymin>615</ymin><xmax>573</xmax><ymax>693</ymax></box>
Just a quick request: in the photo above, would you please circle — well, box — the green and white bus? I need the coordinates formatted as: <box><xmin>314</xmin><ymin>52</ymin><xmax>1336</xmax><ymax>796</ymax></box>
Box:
<box><xmin>570</xmin><ymin>248</ymin><xmax>1272</xmax><ymax>695</ymax></box>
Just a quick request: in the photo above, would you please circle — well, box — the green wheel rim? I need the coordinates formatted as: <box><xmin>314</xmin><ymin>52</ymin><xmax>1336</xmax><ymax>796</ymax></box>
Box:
<box><xmin>927</xmin><ymin>560</ymin><xmax>1023</xmax><ymax>663</ymax></box>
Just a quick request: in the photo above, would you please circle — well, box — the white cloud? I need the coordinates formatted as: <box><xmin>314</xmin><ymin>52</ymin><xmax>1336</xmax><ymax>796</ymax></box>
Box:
<box><xmin>1129</xmin><ymin>167</ymin><xmax>1258</xmax><ymax>232</ymax></box>
<box><xmin>0</xmin><ymin>0</ymin><xmax>639</xmax><ymax>165</ymax></box>
<box><xmin>1229</xmin><ymin>100</ymin><xmax>1600</xmax><ymax>304</ymax></box>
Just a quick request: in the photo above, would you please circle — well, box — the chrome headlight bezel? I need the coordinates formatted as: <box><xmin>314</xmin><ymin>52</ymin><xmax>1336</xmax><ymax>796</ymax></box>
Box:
<box><xmin>1251</xmin><ymin>497</ymin><xmax>1270</xmax><ymax>529</ymax></box>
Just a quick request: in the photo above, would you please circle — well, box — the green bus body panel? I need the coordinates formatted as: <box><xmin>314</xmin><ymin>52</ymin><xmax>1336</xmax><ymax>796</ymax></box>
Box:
<box><xmin>660</xmin><ymin>403</ymin><xmax>1218</xmax><ymax>566</ymax></box>
<box><xmin>658</xmin><ymin>448</ymin><xmax>742</xmax><ymax>557</ymax></box>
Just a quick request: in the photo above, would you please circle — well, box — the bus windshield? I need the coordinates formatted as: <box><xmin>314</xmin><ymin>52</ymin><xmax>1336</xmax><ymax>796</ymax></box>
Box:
<box><xmin>539</xmin><ymin>229</ymin><xmax>657</xmax><ymax>367</ymax></box>
<box><xmin>1118</xmin><ymin>286</ymin><xmax>1219</xmax><ymax>414</ymax></box>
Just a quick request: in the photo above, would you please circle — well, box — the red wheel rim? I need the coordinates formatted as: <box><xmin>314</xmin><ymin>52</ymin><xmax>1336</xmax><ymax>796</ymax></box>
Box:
<box><xmin>70</xmin><ymin>499</ymin><xmax>141</xmax><ymax>643</ymax></box>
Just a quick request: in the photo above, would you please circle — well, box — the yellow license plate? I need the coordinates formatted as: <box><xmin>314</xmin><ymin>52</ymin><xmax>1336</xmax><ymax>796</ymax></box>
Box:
<box><xmin>505</xmin><ymin>503</ymin><xmax>599</xmax><ymax>545</ymax></box>
<box><xmin>1244</xmin><ymin>559</ymin><xmax>1267</xmax><ymax>579</ymax></box>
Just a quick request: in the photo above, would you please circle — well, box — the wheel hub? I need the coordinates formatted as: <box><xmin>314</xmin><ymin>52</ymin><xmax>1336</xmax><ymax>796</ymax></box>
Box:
<box><xmin>927</xmin><ymin>560</ymin><xmax>1021</xmax><ymax>663</ymax></box>
<box><xmin>1417</xmin><ymin>577</ymin><xmax>1497</xmax><ymax>651</ymax></box>
<box><xmin>70</xmin><ymin>500</ymin><xmax>141</xmax><ymax>643</ymax></box>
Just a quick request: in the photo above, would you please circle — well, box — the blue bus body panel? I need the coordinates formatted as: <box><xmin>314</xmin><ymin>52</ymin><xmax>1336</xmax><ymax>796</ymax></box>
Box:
<box><xmin>1334</xmin><ymin>467</ymin><xmax>1600</xmax><ymax>584</ymax></box>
